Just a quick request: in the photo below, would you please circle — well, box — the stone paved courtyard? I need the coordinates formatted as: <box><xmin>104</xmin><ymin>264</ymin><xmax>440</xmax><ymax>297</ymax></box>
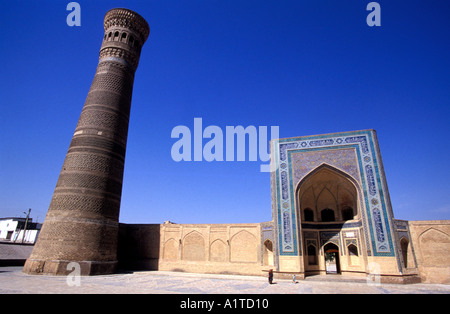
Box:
<box><xmin>0</xmin><ymin>266</ymin><xmax>449</xmax><ymax>294</ymax></box>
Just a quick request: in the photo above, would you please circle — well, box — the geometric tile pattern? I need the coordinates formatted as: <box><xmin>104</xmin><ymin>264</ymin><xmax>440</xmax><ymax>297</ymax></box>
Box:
<box><xmin>271</xmin><ymin>130</ymin><xmax>395</xmax><ymax>256</ymax></box>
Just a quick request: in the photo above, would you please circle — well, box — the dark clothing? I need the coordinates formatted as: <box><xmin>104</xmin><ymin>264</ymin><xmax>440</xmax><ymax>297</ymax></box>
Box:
<box><xmin>268</xmin><ymin>270</ymin><xmax>273</xmax><ymax>284</ymax></box>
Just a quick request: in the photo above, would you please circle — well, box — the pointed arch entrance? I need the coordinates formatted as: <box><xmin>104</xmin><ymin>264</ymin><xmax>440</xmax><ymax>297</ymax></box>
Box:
<box><xmin>296</xmin><ymin>164</ymin><xmax>364</xmax><ymax>276</ymax></box>
<box><xmin>324</xmin><ymin>243</ymin><xmax>341</xmax><ymax>274</ymax></box>
<box><xmin>263</xmin><ymin>239</ymin><xmax>274</xmax><ymax>266</ymax></box>
<box><xmin>297</xmin><ymin>164</ymin><xmax>360</xmax><ymax>224</ymax></box>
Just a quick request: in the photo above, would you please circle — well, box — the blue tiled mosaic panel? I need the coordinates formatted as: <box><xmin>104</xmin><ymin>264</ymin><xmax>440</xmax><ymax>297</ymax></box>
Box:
<box><xmin>273</xmin><ymin>130</ymin><xmax>394</xmax><ymax>257</ymax></box>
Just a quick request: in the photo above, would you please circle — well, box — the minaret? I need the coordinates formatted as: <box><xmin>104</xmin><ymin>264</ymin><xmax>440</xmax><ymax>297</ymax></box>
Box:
<box><xmin>23</xmin><ymin>8</ymin><xmax>150</xmax><ymax>275</ymax></box>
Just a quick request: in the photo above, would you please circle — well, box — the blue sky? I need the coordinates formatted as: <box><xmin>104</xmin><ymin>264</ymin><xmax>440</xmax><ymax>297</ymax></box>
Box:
<box><xmin>0</xmin><ymin>0</ymin><xmax>449</xmax><ymax>224</ymax></box>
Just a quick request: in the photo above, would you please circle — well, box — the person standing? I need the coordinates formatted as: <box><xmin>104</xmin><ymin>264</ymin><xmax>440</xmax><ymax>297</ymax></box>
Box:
<box><xmin>268</xmin><ymin>269</ymin><xmax>273</xmax><ymax>284</ymax></box>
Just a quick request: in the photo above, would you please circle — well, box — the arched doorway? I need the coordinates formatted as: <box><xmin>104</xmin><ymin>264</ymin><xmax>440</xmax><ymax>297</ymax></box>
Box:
<box><xmin>324</xmin><ymin>243</ymin><xmax>340</xmax><ymax>274</ymax></box>
<box><xmin>297</xmin><ymin>166</ymin><xmax>359</xmax><ymax>223</ymax></box>
<box><xmin>400</xmin><ymin>238</ymin><xmax>409</xmax><ymax>268</ymax></box>
<box><xmin>263</xmin><ymin>239</ymin><xmax>274</xmax><ymax>266</ymax></box>
<box><xmin>296</xmin><ymin>164</ymin><xmax>363</xmax><ymax>277</ymax></box>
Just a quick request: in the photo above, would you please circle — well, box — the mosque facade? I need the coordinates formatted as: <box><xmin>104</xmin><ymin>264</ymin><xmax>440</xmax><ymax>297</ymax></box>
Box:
<box><xmin>23</xmin><ymin>8</ymin><xmax>449</xmax><ymax>284</ymax></box>
<box><xmin>119</xmin><ymin>130</ymin><xmax>449</xmax><ymax>284</ymax></box>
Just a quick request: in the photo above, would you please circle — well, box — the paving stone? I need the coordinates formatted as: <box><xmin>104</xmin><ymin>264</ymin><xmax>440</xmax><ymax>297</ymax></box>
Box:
<box><xmin>1</xmin><ymin>267</ymin><xmax>449</xmax><ymax>294</ymax></box>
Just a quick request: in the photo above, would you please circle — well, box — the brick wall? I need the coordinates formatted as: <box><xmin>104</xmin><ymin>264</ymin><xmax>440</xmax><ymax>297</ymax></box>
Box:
<box><xmin>118</xmin><ymin>222</ymin><xmax>274</xmax><ymax>276</ymax></box>
<box><xmin>409</xmin><ymin>220</ymin><xmax>450</xmax><ymax>284</ymax></box>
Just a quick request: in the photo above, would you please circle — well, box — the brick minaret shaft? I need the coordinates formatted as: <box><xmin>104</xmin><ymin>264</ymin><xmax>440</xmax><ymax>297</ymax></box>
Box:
<box><xmin>23</xmin><ymin>8</ymin><xmax>150</xmax><ymax>275</ymax></box>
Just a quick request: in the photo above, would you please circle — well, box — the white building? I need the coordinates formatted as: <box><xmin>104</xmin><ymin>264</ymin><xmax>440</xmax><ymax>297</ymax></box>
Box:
<box><xmin>0</xmin><ymin>218</ymin><xmax>41</xmax><ymax>244</ymax></box>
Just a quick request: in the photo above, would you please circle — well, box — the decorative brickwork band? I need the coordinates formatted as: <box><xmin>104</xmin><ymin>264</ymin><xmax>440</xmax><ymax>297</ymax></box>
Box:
<box><xmin>23</xmin><ymin>8</ymin><xmax>150</xmax><ymax>275</ymax></box>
